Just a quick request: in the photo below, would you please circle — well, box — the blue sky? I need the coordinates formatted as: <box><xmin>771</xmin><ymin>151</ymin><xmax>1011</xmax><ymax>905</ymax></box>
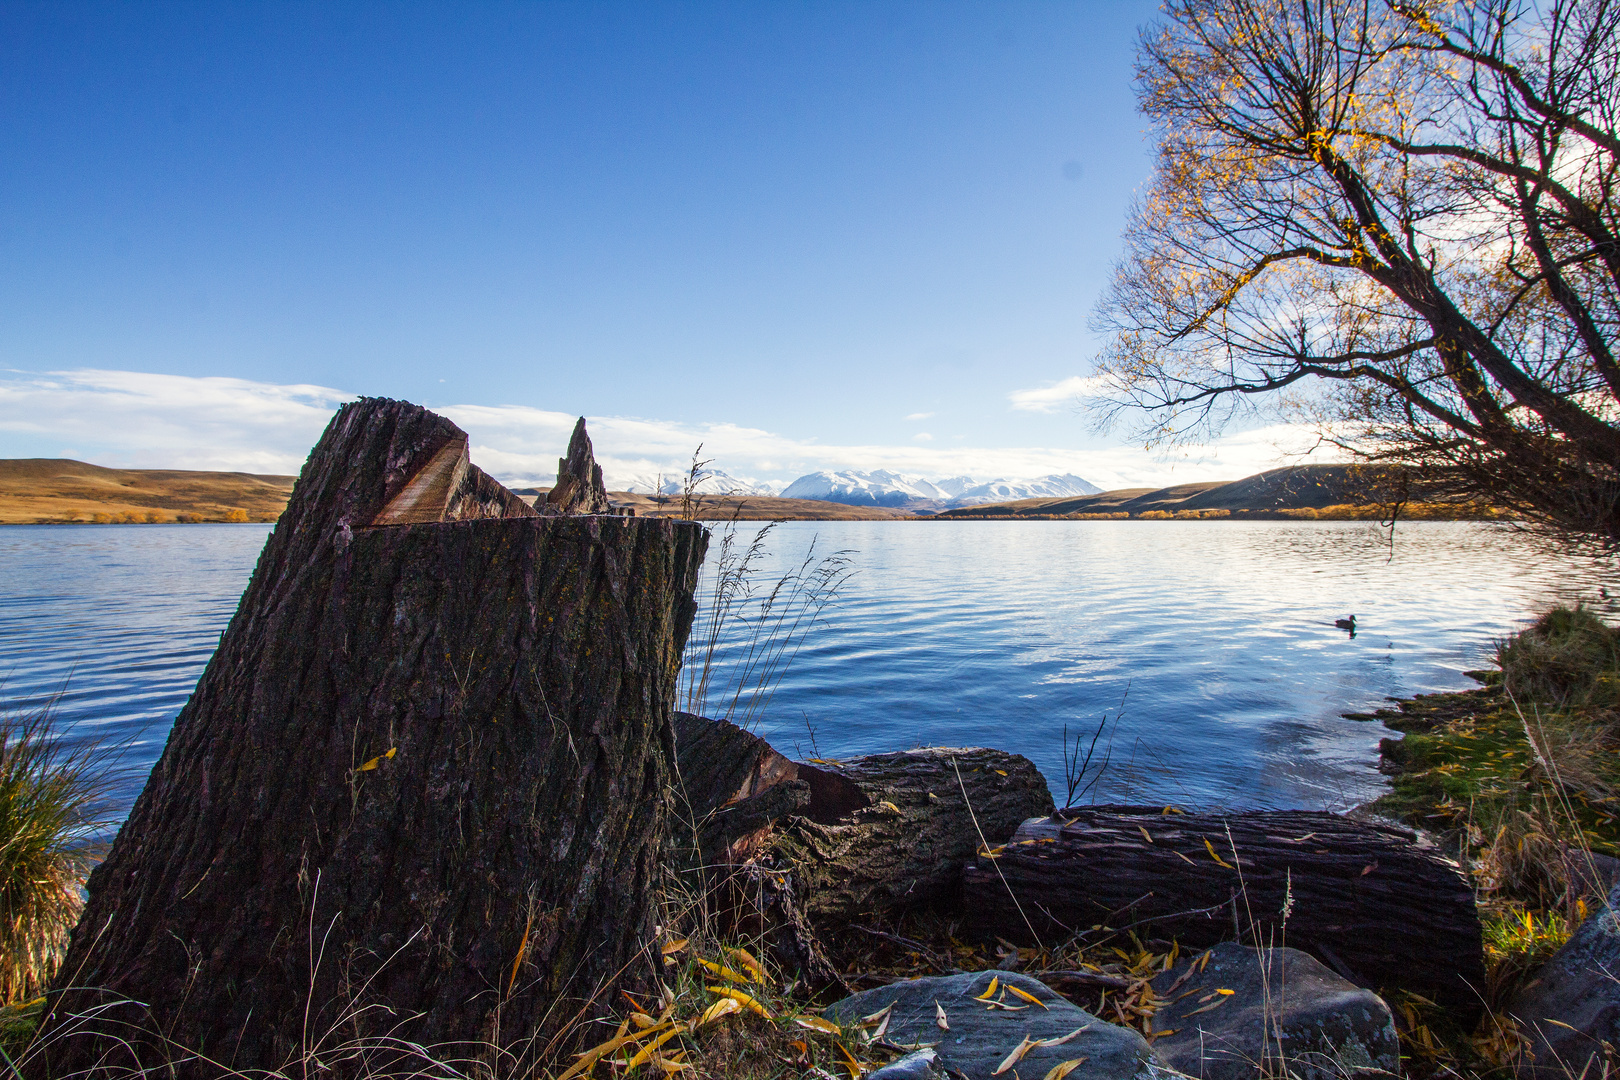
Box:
<box><xmin>0</xmin><ymin>1</ymin><xmax>1329</xmax><ymax>490</ymax></box>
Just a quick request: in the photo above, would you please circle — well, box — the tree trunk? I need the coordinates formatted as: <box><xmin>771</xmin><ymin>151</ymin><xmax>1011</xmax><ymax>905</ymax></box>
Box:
<box><xmin>962</xmin><ymin>805</ymin><xmax>1484</xmax><ymax>1017</ymax></box>
<box><xmin>772</xmin><ymin>748</ymin><xmax>1055</xmax><ymax>922</ymax></box>
<box><xmin>38</xmin><ymin>399</ymin><xmax>707</xmax><ymax>1077</ymax></box>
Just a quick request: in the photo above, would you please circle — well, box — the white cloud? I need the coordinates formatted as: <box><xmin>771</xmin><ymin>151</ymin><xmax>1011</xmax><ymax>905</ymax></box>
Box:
<box><xmin>1007</xmin><ymin>374</ymin><xmax>1119</xmax><ymax>413</ymax></box>
<box><xmin>0</xmin><ymin>368</ymin><xmax>351</xmax><ymax>472</ymax></box>
<box><xmin>0</xmin><ymin>368</ymin><xmax>1352</xmax><ymax>492</ymax></box>
<box><xmin>912</xmin><ymin>432</ymin><xmax>933</xmax><ymax>442</ymax></box>
<box><xmin>904</xmin><ymin>411</ymin><xmax>934</xmax><ymax>421</ymax></box>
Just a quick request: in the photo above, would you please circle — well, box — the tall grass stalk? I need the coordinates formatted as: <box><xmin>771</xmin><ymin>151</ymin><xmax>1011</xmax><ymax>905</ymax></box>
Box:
<box><xmin>680</xmin><ymin>520</ymin><xmax>852</xmax><ymax>733</ymax></box>
<box><xmin>0</xmin><ymin>695</ymin><xmax>116</xmax><ymax>1004</ymax></box>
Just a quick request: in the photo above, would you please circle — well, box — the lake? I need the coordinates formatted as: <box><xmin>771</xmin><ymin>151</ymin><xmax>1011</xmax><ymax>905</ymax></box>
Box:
<box><xmin>2</xmin><ymin>519</ymin><xmax>1610</xmax><ymax>820</ymax></box>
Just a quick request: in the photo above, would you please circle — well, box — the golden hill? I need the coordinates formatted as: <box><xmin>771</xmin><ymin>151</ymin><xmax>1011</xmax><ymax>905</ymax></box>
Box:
<box><xmin>0</xmin><ymin>459</ymin><xmax>296</xmax><ymax>524</ymax></box>
<box><xmin>0</xmin><ymin>461</ymin><xmax>920</xmax><ymax>525</ymax></box>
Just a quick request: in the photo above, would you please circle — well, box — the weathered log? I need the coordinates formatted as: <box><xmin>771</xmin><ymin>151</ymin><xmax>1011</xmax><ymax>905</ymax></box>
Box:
<box><xmin>772</xmin><ymin>747</ymin><xmax>1055</xmax><ymax>922</ymax></box>
<box><xmin>672</xmin><ymin>710</ymin><xmax>810</xmax><ymax>868</ymax></box>
<box><xmin>962</xmin><ymin>805</ymin><xmax>1484</xmax><ymax>1016</ymax></box>
<box><xmin>39</xmin><ymin>399</ymin><xmax>707</xmax><ymax>1076</ymax></box>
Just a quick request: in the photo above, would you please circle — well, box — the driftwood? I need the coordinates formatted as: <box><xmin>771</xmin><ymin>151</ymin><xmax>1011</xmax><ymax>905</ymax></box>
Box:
<box><xmin>773</xmin><ymin>747</ymin><xmax>1054</xmax><ymax>921</ymax></box>
<box><xmin>962</xmin><ymin>805</ymin><xmax>1485</xmax><ymax>1016</ymax></box>
<box><xmin>40</xmin><ymin>400</ymin><xmax>707</xmax><ymax>1075</ymax></box>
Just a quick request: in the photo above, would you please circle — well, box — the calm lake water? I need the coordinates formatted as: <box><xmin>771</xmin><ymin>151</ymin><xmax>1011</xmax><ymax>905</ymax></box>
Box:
<box><xmin>3</xmin><ymin>520</ymin><xmax>1612</xmax><ymax>819</ymax></box>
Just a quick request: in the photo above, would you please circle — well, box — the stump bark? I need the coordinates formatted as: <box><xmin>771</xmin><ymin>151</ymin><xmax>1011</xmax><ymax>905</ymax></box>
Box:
<box><xmin>39</xmin><ymin>399</ymin><xmax>707</xmax><ymax>1076</ymax></box>
<box><xmin>962</xmin><ymin>805</ymin><xmax>1484</xmax><ymax>1016</ymax></box>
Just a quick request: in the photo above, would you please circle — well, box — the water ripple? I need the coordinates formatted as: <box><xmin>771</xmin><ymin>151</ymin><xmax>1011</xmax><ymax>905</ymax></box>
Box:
<box><xmin>3</xmin><ymin>519</ymin><xmax>1612</xmax><ymax>819</ymax></box>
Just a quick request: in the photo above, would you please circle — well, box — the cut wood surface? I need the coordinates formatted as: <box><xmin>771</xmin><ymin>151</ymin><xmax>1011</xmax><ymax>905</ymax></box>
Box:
<box><xmin>773</xmin><ymin>747</ymin><xmax>1055</xmax><ymax>921</ymax></box>
<box><xmin>962</xmin><ymin>804</ymin><xmax>1485</xmax><ymax>1016</ymax></box>
<box><xmin>39</xmin><ymin>400</ymin><xmax>708</xmax><ymax>1075</ymax></box>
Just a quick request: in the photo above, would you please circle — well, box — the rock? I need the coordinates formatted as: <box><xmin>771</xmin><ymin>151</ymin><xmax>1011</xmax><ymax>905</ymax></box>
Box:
<box><xmin>825</xmin><ymin>970</ymin><xmax>1161</xmax><ymax>1080</ymax></box>
<box><xmin>545</xmin><ymin>416</ymin><xmax>611</xmax><ymax>514</ymax></box>
<box><xmin>867</xmin><ymin>1048</ymin><xmax>946</xmax><ymax>1079</ymax></box>
<box><xmin>1510</xmin><ymin>880</ymin><xmax>1620</xmax><ymax>1079</ymax></box>
<box><xmin>1148</xmin><ymin>942</ymin><xmax>1400</xmax><ymax>1080</ymax></box>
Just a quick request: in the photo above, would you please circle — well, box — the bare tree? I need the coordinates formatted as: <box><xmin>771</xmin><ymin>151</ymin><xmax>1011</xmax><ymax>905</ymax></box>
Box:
<box><xmin>1094</xmin><ymin>0</ymin><xmax>1620</xmax><ymax>544</ymax></box>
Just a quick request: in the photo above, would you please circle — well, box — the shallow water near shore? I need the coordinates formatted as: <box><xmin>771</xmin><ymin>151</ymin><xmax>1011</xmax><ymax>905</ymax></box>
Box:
<box><xmin>2</xmin><ymin>519</ymin><xmax>1613</xmax><ymax>819</ymax></box>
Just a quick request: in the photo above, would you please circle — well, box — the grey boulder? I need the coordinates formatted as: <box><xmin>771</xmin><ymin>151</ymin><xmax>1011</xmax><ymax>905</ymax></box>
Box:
<box><xmin>867</xmin><ymin>1048</ymin><xmax>946</xmax><ymax>1079</ymax></box>
<box><xmin>825</xmin><ymin>970</ymin><xmax>1162</xmax><ymax>1080</ymax></box>
<box><xmin>1148</xmin><ymin>943</ymin><xmax>1400</xmax><ymax>1080</ymax></box>
<box><xmin>1510</xmin><ymin>880</ymin><xmax>1620</xmax><ymax>1079</ymax></box>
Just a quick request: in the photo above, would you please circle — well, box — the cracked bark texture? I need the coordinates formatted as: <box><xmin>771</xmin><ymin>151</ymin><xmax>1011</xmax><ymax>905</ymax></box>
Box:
<box><xmin>964</xmin><ymin>805</ymin><xmax>1484</xmax><ymax>1017</ymax></box>
<box><xmin>38</xmin><ymin>399</ymin><xmax>707</xmax><ymax>1077</ymax></box>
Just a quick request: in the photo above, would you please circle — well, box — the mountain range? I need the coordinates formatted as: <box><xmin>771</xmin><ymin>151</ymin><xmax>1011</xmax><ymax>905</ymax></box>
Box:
<box><xmin>778</xmin><ymin>469</ymin><xmax>1102</xmax><ymax>509</ymax></box>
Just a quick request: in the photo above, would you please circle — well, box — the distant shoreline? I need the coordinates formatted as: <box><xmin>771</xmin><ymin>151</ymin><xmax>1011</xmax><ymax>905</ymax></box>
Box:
<box><xmin>1</xmin><ymin>458</ymin><xmax>1500</xmax><ymax>525</ymax></box>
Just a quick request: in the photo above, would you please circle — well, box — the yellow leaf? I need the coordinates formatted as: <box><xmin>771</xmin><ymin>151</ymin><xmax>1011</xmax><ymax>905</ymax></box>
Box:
<box><xmin>836</xmin><ymin>1041</ymin><xmax>862</xmax><ymax>1080</ymax></box>
<box><xmin>692</xmin><ymin>996</ymin><xmax>742</xmax><ymax>1030</ymax></box>
<box><xmin>724</xmin><ymin>946</ymin><xmax>766</xmax><ymax>983</ymax></box>
<box><xmin>1007</xmin><ymin>984</ymin><xmax>1049</xmax><ymax>1010</ymax></box>
<box><xmin>975</xmin><ymin>975</ymin><xmax>1001</xmax><ymax>1000</ymax></box>
<box><xmin>624</xmin><ymin>1027</ymin><xmax>684</xmax><ymax>1068</ymax></box>
<box><xmin>1216</xmin><ymin>988</ymin><xmax>1234</xmax><ymax>996</ymax></box>
<box><xmin>1042</xmin><ymin>1060</ymin><xmax>1089</xmax><ymax>1080</ymax></box>
<box><xmin>993</xmin><ymin>1035</ymin><xmax>1037</xmax><ymax>1075</ymax></box>
<box><xmin>793</xmin><ymin>1015</ymin><xmax>840</xmax><ymax>1034</ymax></box>
<box><xmin>1203</xmin><ymin>838</ymin><xmax>1234</xmax><ymax>869</ymax></box>
<box><xmin>556</xmin><ymin>1023</ymin><xmax>666</xmax><ymax>1080</ymax></box>
<box><xmin>661</xmin><ymin>938</ymin><xmax>689</xmax><ymax>957</ymax></box>
<box><xmin>994</xmin><ymin>769</ymin><xmax>1008</xmax><ymax>775</ymax></box>
<box><xmin>1138</xmin><ymin>826</ymin><xmax>1154</xmax><ymax>844</ymax></box>
<box><xmin>707</xmin><ymin>986</ymin><xmax>773</xmax><ymax>1020</ymax></box>
<box><xmin>695</xmin><ymin>958</ymin><xmax>753</xmax><ymax>985</ymax></box>
<box><xmin>355</xmin><ymin>748</ymin><xmax>399</xmax><ymax>773</ymax></box>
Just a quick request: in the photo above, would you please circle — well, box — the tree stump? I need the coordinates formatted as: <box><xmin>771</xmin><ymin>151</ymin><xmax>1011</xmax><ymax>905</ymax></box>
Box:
<box><xmin>38</xmin><ymin>399</ymin><xmax>707</xmax><ymax>1076</ymax></box>
<box><xmin>962</xmin><ymin>805</ymin><xmax>1484</xmax><ymax>1016</ymax></box>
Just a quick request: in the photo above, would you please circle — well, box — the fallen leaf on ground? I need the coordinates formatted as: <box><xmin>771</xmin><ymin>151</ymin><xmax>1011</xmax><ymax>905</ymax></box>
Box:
<box><xmin>993</xmin><ymin>1035</ymin><xmax>1038</xmax><ymax>1076</ymax></box>
<box><xmin>691</xmin><ymin>996</ymin><xmax>742</xmax><ymax>1029</ymax></box>
<box><xmin>1007</xmin><ymin>985</ymin><xmax>1049</xmax><ymax>1009</ymax></box>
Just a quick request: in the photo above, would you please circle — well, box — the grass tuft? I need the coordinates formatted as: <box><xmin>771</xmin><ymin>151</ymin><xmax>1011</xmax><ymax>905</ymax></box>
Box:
<box><xmin>0</xmin><ymin>695</ymin><xmax>115</xmax><ymax>1005</ymax></box>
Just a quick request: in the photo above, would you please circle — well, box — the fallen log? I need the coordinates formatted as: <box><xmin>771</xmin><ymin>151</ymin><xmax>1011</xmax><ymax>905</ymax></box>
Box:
<box><xmin>39</xmin><ymin>401</ymin><xmax>707</xmax><ymax>1075</ymax></box>
<box><xmin>962</xmin><ymin>804</ymin><xmax>1484</xmax><ymax>1017</ymax></box>
<box><xmin>670</xmin><ymin>718</ymin><xmax>1053</xmax><ymax>933</ymax></box>
<box><xmin>772</xmin><ymin>747</ymin><xmax>1055</xmax><ymax>922</ymax></box>
<box><xmin>672</xmin><ymin>710</ymin><xmax>812</xmax><ymax>868</ymax></box>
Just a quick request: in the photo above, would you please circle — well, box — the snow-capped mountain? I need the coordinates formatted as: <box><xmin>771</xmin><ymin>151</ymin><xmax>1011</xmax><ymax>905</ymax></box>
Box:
<box><xmin>778</xmin><ymin>470</ymin><xmax>1102</xmax><ymax>508</ymax></box>
<box><xmin>620</xmin><ymin>470</ymin><xmax>781</xmax><ymax>497</ymax></box>
<box><xmin>932</xmin><ymin>476</ymin><xmax>978</xmax><ymax>498</ymax></box>
<box><xmin>949</xmin><ymin>473</ymin><xmax>1103</xmax><ymax>505</ymax></box>
<box><xmin>780</xmin><ymin>470</ymin><xmax>949</xmax><ymax>506</ymax></box>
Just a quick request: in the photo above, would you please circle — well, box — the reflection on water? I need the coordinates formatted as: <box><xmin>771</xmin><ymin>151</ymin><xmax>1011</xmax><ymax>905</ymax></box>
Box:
<box><xmin>2</xmin><ymin>520</ymin><xmax>1612</xmax><ymax>818</ymax></box>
